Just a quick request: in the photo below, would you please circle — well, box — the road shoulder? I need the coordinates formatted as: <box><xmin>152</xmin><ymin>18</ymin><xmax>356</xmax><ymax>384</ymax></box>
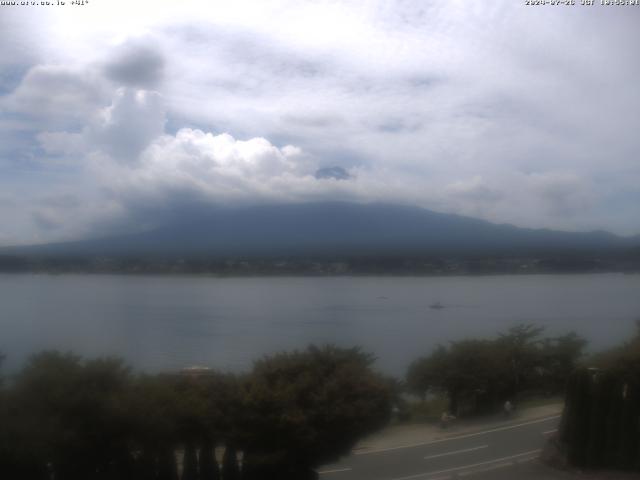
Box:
<box><xmin>353</xmin><ymin>403</ymin><xmax>563</xmax><ymax>455</ymax></box>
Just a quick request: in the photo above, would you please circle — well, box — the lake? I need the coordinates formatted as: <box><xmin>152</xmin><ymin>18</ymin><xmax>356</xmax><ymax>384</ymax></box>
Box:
<box><xmin>1</xmin><ymin>273</ymin><xmax>639</xmax><ymax>377</ymax></box>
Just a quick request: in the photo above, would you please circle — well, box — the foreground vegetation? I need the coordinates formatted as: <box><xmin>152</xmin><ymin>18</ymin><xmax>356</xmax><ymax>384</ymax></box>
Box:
<box><xmin>0</xmin><ymin>346</ymin><xmax>392</xmax><ymax>480</ymax></box>
<box><xmin>557</xmin><ymin>323</ymin><xmax>640</xmax><ymax>472</ymax></box>
<box><xmin>405</xmin><ymin>323</ymin><xmax>640</xmax><ymax>472</ymax></box>
<box><xmin>1</xmin><ymin>322</ymin><xmax>637</xmax><ymax>478</ymax></box>
<box><xmin>406</xmin><ymin>325</ymin><xmax>586</xmax><ymax>415</ymax></box>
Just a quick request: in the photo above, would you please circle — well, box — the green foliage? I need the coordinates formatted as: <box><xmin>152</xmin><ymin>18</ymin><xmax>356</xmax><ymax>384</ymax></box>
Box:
<box><xmin>497</xmin><ymin>324</ymin><xmax>545</xmax><ymax>393</ymax></box>
<box><xmin>0</xmin><ymin>345</ymin><xmax>391</xmax><ymax>479</ymax></box>
<box><xmin>239</xmin><ymin>345</ymin><xmax>392</xmax><ymax>476</ymax></box>
<box><xmin>222</xmin><ymin>445</ymin><xmax>240</xmax><ymax>480</ymax></box>
<box><xmin>589</xmin><ymin>320</ymin><xmax>640</xmax><ymax>374</ymax></box>
<box><xmin>0</xmin><ymin>352</ymin><xmax>5</xmax><ymax>388</ymax></box>
<box><xmin>560</xmin><ymin>367</ymin><xmax>640</xmax><ymax>472</ymax></box>
<box><xmin>407</xmin><ymin>324</ymin><xmax>586</xmax><ymax>416</ymax></box>
<box><xmin>559</xmin><ymin>326</ymin><xmax>640</xmax><ymax>472</ymax></box>
<box><xmin>198</xmin><ymin>439</ymin><xmax>220</xmax><ymax>480</ymax></box>
<box><xmin>539</xmin><ymin>332</ymin><xmax>587</xmax><ymax>393</ymax></box>
<box><xmin>404</xmin><ymin>394</ymin><xmax>449</xmax><ymax>423</ymax></box>
<box><xmin>182</xmin><ymin>443</ymin><xmax>198</xmax><ymax>480</ymax></box>
<box><xmin>126</xmin><ymin>374</ymin><xmax>181</xmax><ymax>451</ymax></box>
<box><xmin>2</xmin><ymin>352</ymin><xmax>133</xmax><ymax>479</ymax></box>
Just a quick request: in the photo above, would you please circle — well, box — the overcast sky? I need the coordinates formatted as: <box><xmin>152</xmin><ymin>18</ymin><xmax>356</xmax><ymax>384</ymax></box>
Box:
<box><xmin>1</xmin><ymin>0</ymin><xmax>639</xmax><ymax>245</ymax></box>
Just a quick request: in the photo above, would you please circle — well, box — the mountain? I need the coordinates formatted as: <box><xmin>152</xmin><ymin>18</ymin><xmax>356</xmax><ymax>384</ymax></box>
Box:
<box><xmin>3</xmin><ymin>202</ymin><xmax>637</xmax><ymax>259</ymax></box>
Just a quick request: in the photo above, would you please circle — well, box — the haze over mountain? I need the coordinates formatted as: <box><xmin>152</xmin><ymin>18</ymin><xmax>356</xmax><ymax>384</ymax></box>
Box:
<box><xmin>4</xmin><ymin>203</ymin><xmax>637</xmax><ymax>259</ymax></box>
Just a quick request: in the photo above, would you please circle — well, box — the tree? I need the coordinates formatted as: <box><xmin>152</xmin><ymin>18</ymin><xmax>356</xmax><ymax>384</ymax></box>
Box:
<box><xmin>497</xmin><ymin>324</ymin><xmax>545</xmax><ymax>395</ymax></box>
<box><xmin>126</xmin><ymin>374</ymin><xmax>181</xmax><ymax>479</ymax></box>
<box><xmin>182</xmin><ymin>443</ymin><xmax>198</xmax><ymax>480</ymax></box>
<box><xmin>408</xmin><ymin>340</ymin><xmax>510</xmax><ymax>414</ymax></box>
<box><xmin>199</xmin><ymin>438</ymin><xmax>220</xmax><ymax>480</ymax></box>
<box><xmin>222</xmin><ymin>445</ymin><xmax>240</xmax><ymax>480</ymax></box>
<box><xmin>406</xmin><ymin>345</ymin><xmax>448</xmax><ymax>400</ymax></box>
<box><xmin>6</xmin><ymin>352</ymin><xmax>133</xmax><ymax>480</ymax></box>
<box><xmin>539</xmin><ymin>332</ymin><xmax>587</xmax><ymax>393</ymax></box>
<box><xmin>591</xmin><ymin>320</ymin><xmax>640</xmax><ymax>373</ymax></box>
<box><xmin>558</xmin><ymin>325</ymin><xmax>640</xmax><ymax>473</ymax></box>
<box><xmin>0</xmin><ymin>352</ymin><xmax>5</xmax><ymax>388</ymax></box>
<box><xmin>238</xmin><ymin>345</ymin><xmax>392</xmax><ymax>478</ymax></box>
<box><xmin>407</xmin><ymin>325</ymin><xmax>586</xmax><ymax>416</ymax></box>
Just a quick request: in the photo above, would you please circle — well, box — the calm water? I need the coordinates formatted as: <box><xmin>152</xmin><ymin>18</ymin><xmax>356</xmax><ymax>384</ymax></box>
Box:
<box><xmin>1</xmin><ymin>273</ymin><xmax>639</xmax><ymax>376</ymax></box>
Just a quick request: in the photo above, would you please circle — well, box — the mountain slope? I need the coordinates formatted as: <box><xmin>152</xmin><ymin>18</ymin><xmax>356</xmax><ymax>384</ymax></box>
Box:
<box><xmin>3</xmin><ymin>202</ymin><xmax>636</xmax><ymax>258</ymax></box>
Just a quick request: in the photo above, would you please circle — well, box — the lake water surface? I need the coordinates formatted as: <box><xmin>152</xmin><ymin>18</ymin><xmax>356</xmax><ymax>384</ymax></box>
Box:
<box><xmin>1</xmin><ymin>273</ymin><xmax>639</xmax><ymax>376</ymax></box>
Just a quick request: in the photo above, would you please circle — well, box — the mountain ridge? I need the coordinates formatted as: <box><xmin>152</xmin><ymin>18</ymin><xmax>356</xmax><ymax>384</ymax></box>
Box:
<box><xmin>2</xmin><ymin>202</ymin><xmax>637</xmax><ymax>259</ymax></box>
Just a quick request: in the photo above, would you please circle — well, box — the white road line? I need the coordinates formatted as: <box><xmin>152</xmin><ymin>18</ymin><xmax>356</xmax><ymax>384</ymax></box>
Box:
<box><xmin>516</xmin><ymin>456</ymin><xmax>539</xmax><ymax>464</ymax></box>
<box><xmin>458</xmin><ymin>461</ymin><xmax>512</xmax><ymax>477</ymax></box>
<box><xmin>355</xmin><ymin>415</ymin><xmax>560</xmax><ymax>455</ymax></box>
<box><xmin>423</xmin><ymin>445</ymin><xmax>488</xmax><ymax>460</ymax></box>
<box><xmin>542</xmin><ymin>429</ymin><xmax>558</xmax><ymax>435</ymax></box>
<box><xmin>389</xmin><ymin>449</ymin><xmax>542</xmax><ymax>480</ymax></box>
<box><xmin>318</xmin><ymin>467</ymin><xmax>352</xmax><ymax>475</ymax></box>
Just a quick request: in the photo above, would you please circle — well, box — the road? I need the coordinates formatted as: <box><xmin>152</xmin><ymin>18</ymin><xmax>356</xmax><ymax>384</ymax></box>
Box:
<box><xmin>318</xmin><ymin>415</ymin><xmax>563</xmax><ymax>480</ymax></box>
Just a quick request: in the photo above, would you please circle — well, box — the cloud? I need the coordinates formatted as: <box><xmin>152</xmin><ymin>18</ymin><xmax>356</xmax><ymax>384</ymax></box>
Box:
<box><xmin>104</xmin><ymin>40</ymin><xmax>165</xmax><ymax>89</ymax></box>
<box><xmin>31</xmin><ymin>210</ymin><xmax>62</xmax><ymax>232</ymax></box>
<box><xmin>1</xmin><ymin>65</ymin><xmax>109</xmax><ymax>128</ymax></box>
<box><xmin>101</xmin><ymin>128</ymin><xmax>318</xmax><ymax>209</ymax></box>
<box><xmin>37</xmin><ymin>131</ymin><xmax>86</xmax><ymax>156</ymax></box>
<box><xmin>528</xmin><ymin>172</ymin><xmax>595</xmax><ymax>218</ymax></box>
<box><xmin>1</xmin><ymin>0</ymin><xmax>640</xmax><ymax>245</ymax></box>
<box><xmin>315</xmin><ymin>166</ymin><xmax>352</xmax><ymax>181</ymax></box>
<box><xmin>445</xmin><ymin>176</ymin><xmax>504</xmax><ymax>217</ymax></box>
<box><xmin>35</xmin><ymin>88</ymin><xmax>165</xmax><ymax>163</ymax></box>
<box><xmin>90</xmin><ymin>89</ymin><xmax>166</xmax><ymax>162</ymax></box>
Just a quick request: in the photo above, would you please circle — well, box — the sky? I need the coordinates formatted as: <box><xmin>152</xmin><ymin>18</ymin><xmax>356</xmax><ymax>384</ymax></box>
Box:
<box><xmin>1</xmin><ymin>0</ymin><xmax>639</xmax><ymax>246</ymax></box>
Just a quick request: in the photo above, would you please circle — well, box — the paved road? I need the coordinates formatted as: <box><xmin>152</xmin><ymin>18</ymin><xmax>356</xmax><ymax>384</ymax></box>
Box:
<box><xmin>318</xmin><ymin>415</ymin><xmax>562</xmax><ymax>480</ymax></box>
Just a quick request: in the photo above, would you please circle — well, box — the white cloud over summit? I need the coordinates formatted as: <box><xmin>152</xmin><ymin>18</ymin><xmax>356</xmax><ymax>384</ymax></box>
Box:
<box><xmin>0</xmin><ymin>0</ymin><xmax>639</xmax><ymax>245</ymax></box>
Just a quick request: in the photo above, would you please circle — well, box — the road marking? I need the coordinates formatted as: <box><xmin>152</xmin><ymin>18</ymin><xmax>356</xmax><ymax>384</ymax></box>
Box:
<box><xmin>459</xmin><ymin>454</ymin><xmax>539</xmax><ymax>477</ymax></box>
<box><xmin>389</xmin><ymin>449</ymin><xmax>541</xmax><ymax>480</ymax></box>
<box><xmin>424</xmin><ymin>445</ymin><xmax>488</xmax><ymax>460</ymax></box>
<box><xmin>542</xmin><ymin>429</ymin><xmax>557</xmax><ymax>435</ymax></box>
<box><xmin>318</xmin><ymin>467</ymin><xmax>352</xmax><ymax>475</ymax></box>
<box><xmin>458</xmin><ymin>461</ymin><xmax>512</xmax><ymax>477</ymax></box>
<box><xmin>516</xmin><ymin>455</ymin><xmax>539</xmax><ymax>464</ymax></box>
<box><xmin>355</xmin><ymin>415</ymin><xmax>560</xmax><ymax>455</ymax></box>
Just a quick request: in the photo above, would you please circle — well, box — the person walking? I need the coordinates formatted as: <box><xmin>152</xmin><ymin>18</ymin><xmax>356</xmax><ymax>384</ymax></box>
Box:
<box><xmin>503</xmin><ymin>400</ymin><xmax>513</xmax><ymax>419</ymax></box>
<box><xmin>440</xmin><ymin>411</ymin><xmax>455</xmax><ymax>429</ymax></box>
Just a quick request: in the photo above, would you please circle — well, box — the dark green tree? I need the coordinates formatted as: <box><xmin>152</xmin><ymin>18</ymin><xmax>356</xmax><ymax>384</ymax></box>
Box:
<box><xmin>406</xmin><ymin>345</ymin><xmax>448</xmax><ymax>400</ymax></box>
<box><xmin>539</xmin><ymin>332</ymin><xmax>587</xmax><ymax>393</ymax></box>
<box><xmin>222</xmin><ymin>445</ymin><xmax>240</xmax><ymax>480</ymax></box>
<box><xmin>407</xmin><ymin>340</ymin><xmax>510</xmax><ymax>414</ymax></box>
<box><xmin>182</xmin><ymin>443</ymin><xmax>198</xmax><ymax>480</ymax></box>
<box><xmin>0</xmin><ymin>352</ymin><xmax>5</xmax><ymax>388</ymax></box>
<box><xmin>238</xmin><ymin>345</ymin><xmax>392</xmax><ymax>478</ymax></box>
<box><xmin>408</xmin><ymin>325</ymin><xmax>587</xmax><ymax>416</ymax></box>
<box><xmin>199</xmin><ymin>439</ymin><xmax>220</xmax><ymax>480</ymax></box>
<box><xmin>497</xmin><ymin>324</ymin><xmax>545</xmax><ymax>395</ymax></box>
<box><xmin>126</xmin><ymin>374</ymin><xmax>180</xmax><ymax>480</ymax></box>
<box><xmin>7</xmin><ymin>352</ymin><xmax>133</xmax><ymax>480</ymax></box>
<box><xmin>559</xmin><ymin>325</ymin><xmax>640</xmax><ymax>473</ymax></box>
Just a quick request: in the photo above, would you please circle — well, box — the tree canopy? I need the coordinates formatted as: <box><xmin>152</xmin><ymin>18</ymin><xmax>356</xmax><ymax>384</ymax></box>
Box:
<box><xmin>0</xmin><ymin>345</ymin><xmax>392</xmax><ymax>480</ymax></box>
<box><xmin>240</xmin><ymin>345</ymin><xmax>392</xmax><ymax>478</ymax></box>
<box><xmin>407</xmin><ymin>325</ymin><xmax>586</xmax><ymax>415</ymax></box>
